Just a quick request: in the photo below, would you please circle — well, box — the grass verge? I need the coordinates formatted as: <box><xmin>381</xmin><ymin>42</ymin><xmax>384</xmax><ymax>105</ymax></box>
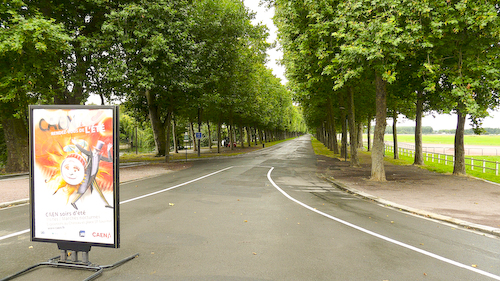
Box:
<box><xmin>311</xmin><ymin>137</ymin><xmax>500</xmax><ymax>184</ymax></box>
<box><xmin>119</xmin><ymin>138</ymin><xmax>292</xmax><ymax>163</ymax></box>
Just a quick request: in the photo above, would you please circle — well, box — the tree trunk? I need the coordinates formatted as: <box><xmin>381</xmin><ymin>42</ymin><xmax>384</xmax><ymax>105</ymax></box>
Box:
<box><xmin>341</xmin><ymin>115</ymin><xmax>347</xmax><ymax>160</ymax></box>
<box><xmin>413</xmin><ymin>91</ymin><xmax>424</xmax><ymax>165</ymax></box>
<box><xmin>348</xmin><ymin>87</ymin><xmax>359</xmax><ymax>166</ymax></box>
<box><xmin>145</xmin><ymin>89</ymin><xmax>166</xmax><ymax>156</ymax></box>
<box><xmin>173</xmin><ymin>116</ymin><xmax>178</xmax><ymax>154</ymax></box>
<box><xmin>331</xmin><ymin>117</ymin><xmax>339</xmax><ymax>154</ymax></box>
<box><xmin>392</xmin><ymin>112</ymin><xmax>399</xmax><ymax>160</ymax></box>
<box><xmin>357</xmin><ymin>122</ymin><xmax>363</xmax><ymax>149</ymax></box>
<box><xmin>207</xmin><ymin>122</ymin><xmax>212</xmax><ymax>150</ymax></box>
<box><xmin>197</xmin><ymin>108</ymin><xmax>202</xmax><ymax>157</ymax></box>
<box><xmin>371</xmin><ymin>73</ymin><xmax>387</xmax><ymax>181</ymax></box>
<box><xmin>190</xmin><ymin>122</ymin><xmax>196</xmax><ymax>151</ymax></box>
<box><xmin>217</xmin><ymin>121</ymin><xmax>221</xmax><ymax>153</ymax></box>
<box><xmin>2</xmin><ymin>118</ymin><xmax>29</xmax><ymax>172</ymax></box>
<box><xmin>229</xmin><ymin>123</ymin><xmax>234</xmax><ymax>151</ymax></box>
<box><xmin>340</xmin><ymin>92</ymin><xmax>348</xmax><ymax>160</ymax></box>
<box><xmin>246</xmin><ymin>127</ymin><xmax>251</xmax><ymax>147</ymax></box>
<box><xmin>165</xmin><ymin>111</ymin><xmax>172</xmax><ymax>163</ymax></box>
<box><xmin>367</xmin><ymin>116</ymin><xmax>371</xmax><ymax>151</ymax></box>
<box><xmin>239</xmin><ymin>124</ymin><xmax>244</xmax><ymax>148</ymax></box>
<box><xmin>326</xmin><ymin>97</ymin><xmax>339</xmax><ymax>154</ymax></box>
<box><xmin>453</xmin><ymin>111</ymin><xmax>467</xmax><ymax>175</ymax></box>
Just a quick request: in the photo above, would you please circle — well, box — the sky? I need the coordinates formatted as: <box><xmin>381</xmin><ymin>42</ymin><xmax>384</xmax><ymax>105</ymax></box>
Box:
<box><xmin>243</xmin><ymin>1</ymin><xmax>287</xmax><ymax>84</ymax></box>
<box><xmin>243</xmin><ymin>1</ymin><xmax>500</xmax><ymax>131</ymax></box>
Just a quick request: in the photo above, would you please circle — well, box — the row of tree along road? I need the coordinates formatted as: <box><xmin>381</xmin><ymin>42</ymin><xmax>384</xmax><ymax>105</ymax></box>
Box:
<box><xmin>271</xmin><ymin>0</ymin><xmax>500</xmax><ymax>180</ymax></box>
<box><xmin>0</xmin><ymin>0</ymin><xmax>307</xmax><ymax>172</ymax></box>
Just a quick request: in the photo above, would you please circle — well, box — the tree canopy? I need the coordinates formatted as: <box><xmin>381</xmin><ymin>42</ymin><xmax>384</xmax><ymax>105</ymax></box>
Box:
<box><xmin>0</xmin><ymin>0</ymin><xmax>305</xmax><ymax>171</ymax></box>
<box><xmin>272</xmin><ymin>0</ymin><xmax>500</xmax><ymax>179</ymax></box>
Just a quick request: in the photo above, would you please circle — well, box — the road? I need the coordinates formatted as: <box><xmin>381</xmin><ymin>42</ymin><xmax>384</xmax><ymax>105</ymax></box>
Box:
<box><xmin>1</xmin><ymin>135</ymin><xmax>500</xmax><ymax>280</ymax></box>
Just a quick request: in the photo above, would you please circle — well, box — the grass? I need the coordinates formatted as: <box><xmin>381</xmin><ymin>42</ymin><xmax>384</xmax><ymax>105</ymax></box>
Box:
<box><xmin>383</xmin><ymin>134</ymin><xmax>500</xmax><ymax>146</ymax></box>
<box><xmin>311</xmin><ymin>138</ymin><xmax>339</xmax><ymax>159</ymax></box>
<box><xmin>119</xmin><ymin>138</ymin><xmax>292</xmax><ymax>163</ymax></box>
<box><xmin>383</xmin><ymin>149</ymin><xmax>500</xmax><ymax>184</ymax></box>
<box><xmin>311</xmin><ymin>137</ymin><xmax>500</xmax><ymax>184</ymax></box>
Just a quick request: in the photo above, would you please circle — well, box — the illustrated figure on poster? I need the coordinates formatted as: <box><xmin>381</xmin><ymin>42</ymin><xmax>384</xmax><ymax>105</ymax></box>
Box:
<box><xmin>70</xmin><ymin>139</ymin><xmax>114</xmax><ymax>210</ymax></box>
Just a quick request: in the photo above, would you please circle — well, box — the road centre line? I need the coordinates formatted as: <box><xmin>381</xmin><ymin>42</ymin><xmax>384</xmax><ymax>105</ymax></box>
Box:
<box><xmin>0</xmin><ymin>229</ymin><xmax>30</xmax><ymax>241</ymax></box>
<box><xmin>120</xmin><ymin>166</ymin><xmax>233</xmax><ymax>204</ymax></box>
<box><xmin>0</xmin><ymin>166</ymin><xmax>234</xmax><ymax>242</ymax></box>
<box><xmin>266</xmin><ymin>167</ymin><xmax>500</xmax><ymax>281</ymax></box>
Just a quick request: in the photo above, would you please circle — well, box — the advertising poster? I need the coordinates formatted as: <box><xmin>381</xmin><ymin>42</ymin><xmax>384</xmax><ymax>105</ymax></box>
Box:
<box><xmin>29</xmin><ymin>105</ymin><xmax>119</xmax><ymax>248</ymax></box>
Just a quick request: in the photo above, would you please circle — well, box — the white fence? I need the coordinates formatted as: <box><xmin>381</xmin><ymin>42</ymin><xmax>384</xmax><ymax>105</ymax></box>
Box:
<box><xmin>384</xmin><ymin>144</ymin><xmax>499</xmax><ymax>176</ymax></box>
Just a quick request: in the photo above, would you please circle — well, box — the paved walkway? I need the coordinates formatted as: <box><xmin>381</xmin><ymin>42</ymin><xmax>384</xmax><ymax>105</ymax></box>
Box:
<box><xmin>317</xmin><ymin>152</ymin><xmax>500</xmax><ymax>237</ymax></box>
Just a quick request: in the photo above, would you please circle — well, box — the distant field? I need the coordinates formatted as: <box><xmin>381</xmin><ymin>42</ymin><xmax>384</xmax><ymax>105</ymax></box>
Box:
<box><xmin>383</xmin><ymin>134</ymin><xmax>500</xmax><ymax>146</ymax></box>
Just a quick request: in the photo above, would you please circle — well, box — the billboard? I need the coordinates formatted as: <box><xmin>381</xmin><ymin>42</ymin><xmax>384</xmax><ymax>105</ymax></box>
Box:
<box><xmin>29</xmin><ymin>105</ymin><xmax>119</xmax><ymax>248</ymax></box>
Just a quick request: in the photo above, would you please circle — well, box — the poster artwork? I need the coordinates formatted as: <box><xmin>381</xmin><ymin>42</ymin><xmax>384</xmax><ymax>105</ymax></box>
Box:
<box><xmin>31</xmin><ymin>107</ymin><xmax>118</xmax><ymax>246</ymax></box>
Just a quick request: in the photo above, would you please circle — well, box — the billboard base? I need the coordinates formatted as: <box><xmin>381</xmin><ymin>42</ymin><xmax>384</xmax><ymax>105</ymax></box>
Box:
<box><xmin>1</xmin><ymin>244</ymin><xmax>139</xmax><ymax>281</ymax></box>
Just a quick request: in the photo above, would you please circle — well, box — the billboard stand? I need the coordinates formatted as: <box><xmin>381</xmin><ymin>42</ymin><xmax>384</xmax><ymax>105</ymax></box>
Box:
<box><xmin>5</xmin><ymin>105</ymin><xmax>140</xmax><ymax>280</ymax></box>
<box><xmin>1</xmin><ymin>246</ymin><xmax>139</xmax><ymax>281</ymax></box>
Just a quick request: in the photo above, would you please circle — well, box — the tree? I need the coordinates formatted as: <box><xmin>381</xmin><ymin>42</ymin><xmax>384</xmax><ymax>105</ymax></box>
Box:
<box><xmin>103</xmin><ymin>0</ymin><xmax>198</xmax><ymax>156</ymax></box>
<box><xmin>25</xmin><ymin>0</ymin><xmax>122</xmax><ymax>104</ymax></box>
<box><xmin>0</xmin><ymin>0</ymin><xmax>70</xmax><ymax>172</ymax></box>
<box><xmin>423</xmin><ymin>0</ymin><xmax>500</xmax><ymax>175</ymax></box>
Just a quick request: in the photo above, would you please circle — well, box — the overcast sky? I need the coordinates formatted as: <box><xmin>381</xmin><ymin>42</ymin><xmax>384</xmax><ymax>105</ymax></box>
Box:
<box><xmin>243</xmin><ymin>1</ymin><xmax>287</xmax><ymax>84</ymax></box>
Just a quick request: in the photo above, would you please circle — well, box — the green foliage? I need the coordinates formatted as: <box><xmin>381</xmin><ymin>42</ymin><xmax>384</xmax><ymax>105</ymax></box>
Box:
<box><xmin>0</xmin><ymin>124</ymin><xmax>6</xmax><ymax>168</ymax></box>
<box><xmin>0</xmin><ymin>0</ymin><xmax>70</xmax><ymax>118</ymax></box>
<box><xmin>119</xmin><ymin>110</ymin><xmax>155</xmax><ymax>150</ymax></box>
<box><xmin>0</xmin><ymin>0</ymin><xmax>306</xmax><ymax>165</ymax></box>
<box><xmin>384</xmin><ymin>126</ymin><xmax>434</xmax><ymax>135</ymax></box>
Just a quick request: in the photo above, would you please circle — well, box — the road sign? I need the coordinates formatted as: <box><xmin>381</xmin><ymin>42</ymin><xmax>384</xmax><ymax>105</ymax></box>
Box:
<box><xmin>195</xmin><ymin>132</ymin><xmax>202</xmax><ymax>140</ymax></box>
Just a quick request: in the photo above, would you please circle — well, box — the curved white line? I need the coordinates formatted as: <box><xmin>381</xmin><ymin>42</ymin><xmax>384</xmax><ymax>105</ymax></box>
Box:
<box><xmin>266</xmin><ymin>167</ymin><xmax>500</xmax><ymax>280</ymax></box>
<box><xmin>0</xmin><ymin>166</ymin><xmax>234</xmax><ymax>241</ymax></box>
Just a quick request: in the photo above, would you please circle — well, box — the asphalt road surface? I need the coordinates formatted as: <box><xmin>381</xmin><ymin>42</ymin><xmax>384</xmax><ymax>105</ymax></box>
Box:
<box><xmin>2</xmin><ymin>135</ymin><xmax>500</xmax><ymax>280</ymax></box>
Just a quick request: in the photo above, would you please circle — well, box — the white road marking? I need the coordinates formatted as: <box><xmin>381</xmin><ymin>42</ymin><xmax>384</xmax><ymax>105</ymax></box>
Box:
<box><xmin>266</xmin><ymin>167</ymin><xmax>500</xmax><ymax>281</ymax></box>
<box><xmin>0</xmin><ymin>166</ymin><xmax>233</xmax><ymax>242</ymax></box>
<box><xmin>0</xmin><ymin>229</ymin><xmax>30</xmax><ymax>241</ymax></box>
<box><xmin>120</xmin><ymin>166</ymin><xmax>233</xmax><ymax>204</ymax></box>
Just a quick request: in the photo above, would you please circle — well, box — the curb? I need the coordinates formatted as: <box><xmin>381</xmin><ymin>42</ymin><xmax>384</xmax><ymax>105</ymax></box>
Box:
<box><xmin>0</xmin><ymin>173</ymin><xmax>28</xmax><ymax>180</ymax></box>
<box><xmin>0</xmin><ymin>199</ymin><xmax>29</xmax><ymax>209</ymax></box>
<box><xmin>325</xmin><ymin>177</ymin><xmax>500</xmax><ymax>238</ymax></box>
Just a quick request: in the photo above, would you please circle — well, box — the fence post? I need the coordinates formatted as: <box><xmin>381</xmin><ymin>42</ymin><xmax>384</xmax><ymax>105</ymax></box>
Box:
<box><xmin>496</xmin><ymin>162</ymin><xmax>498</xmax><ymax>176</ymax></box>
<box><xmin>471</xmin><ymin>158</ymin><xmax>474</xmax><ymax>171</ymax></box>
<box><xmin>483</xmin><ymin>160</ymin><xmax>486</xmax><ymax>173</ymax></box>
